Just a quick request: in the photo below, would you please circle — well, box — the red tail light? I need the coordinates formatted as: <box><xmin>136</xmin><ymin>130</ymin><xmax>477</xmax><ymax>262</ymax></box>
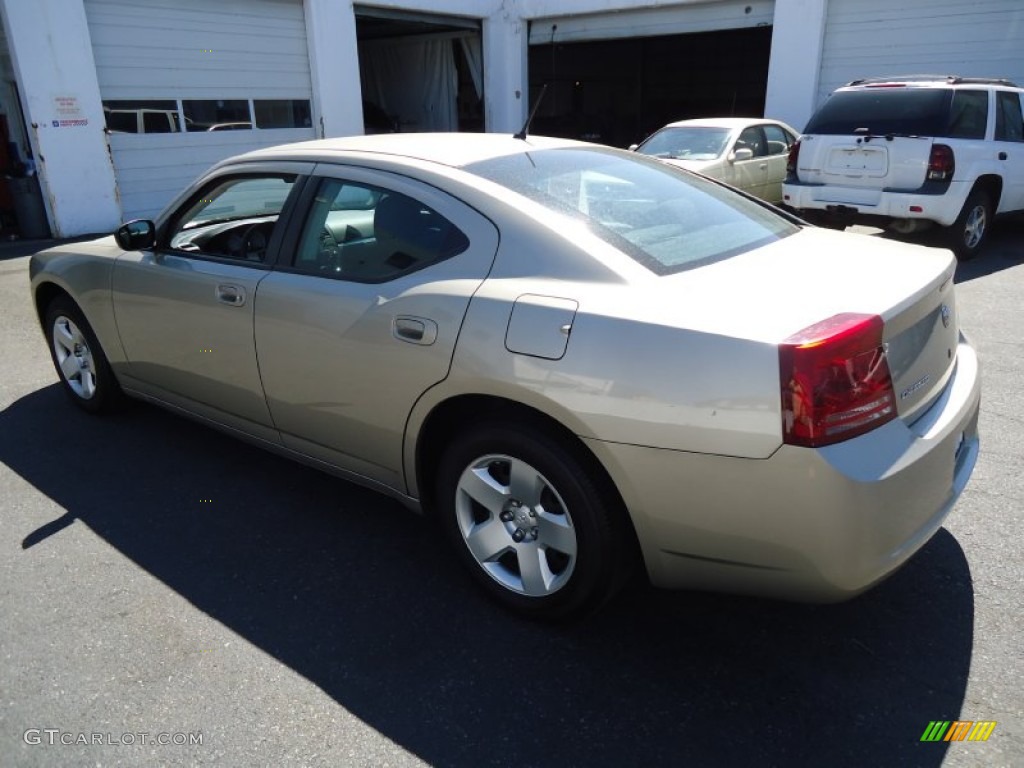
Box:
<box><xmin>927</xmin><ymin>144</ymin><xmax>955</xmax><ymax>181</ymax></box>
<box><xmin>786</xmin><ymin>139</ymin><xmax>801</xmax><ymax>175</ymax></box>
<box><xmin>779</xmin><ymin>313</ymin><xmax>896</xmax><ymax>448</ymax></box>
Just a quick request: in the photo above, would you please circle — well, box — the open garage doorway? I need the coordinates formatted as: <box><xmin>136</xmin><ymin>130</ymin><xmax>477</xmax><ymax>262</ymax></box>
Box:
<box><xmin>528</xmin><ymin>25</ymin><xmax>772</xmax><ymax>149</ymax></box>
<box><xmin>354</xmin><ymin>7</ymin><xmax>484</xmax><ymax>134</ymax></box>
<box><xmin>0</xmin><ymin>18</ymin><xmax>49</xmax><ymax>238</ymax></box>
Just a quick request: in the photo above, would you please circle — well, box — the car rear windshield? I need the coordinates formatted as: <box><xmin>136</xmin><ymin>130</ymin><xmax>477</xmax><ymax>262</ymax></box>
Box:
<box><xmin>805</xmin><ymin>87</ymin><xmax>964</xmax><ymax>137</ymax></box>
<box><xmin>464</xmin><ymin>147</ymin><xmax>797</xmax><ymax>275</ymax></box>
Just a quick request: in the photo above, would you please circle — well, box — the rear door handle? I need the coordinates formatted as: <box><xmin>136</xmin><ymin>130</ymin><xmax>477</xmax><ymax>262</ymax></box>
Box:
<box><xmin>393</xmin><ymin>316</ymin><xmax>437</xmax><ymax>345</ymax></box>
<box><xmin>216</xmin><ymin>283</ymin><xmax>246</xmax><ymax>306</ymax></box>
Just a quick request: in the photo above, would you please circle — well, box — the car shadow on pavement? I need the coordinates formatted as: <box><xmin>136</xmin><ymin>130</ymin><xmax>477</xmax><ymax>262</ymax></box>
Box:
<box><xmin>874</xmin><ymin>214</ymin><xmax>1024</xmax><ymax>283</ymax></box>
<box><xmin>1</xmin><ymin>385</ymin><xmax>973</xmax><ymax>768</ymax></box>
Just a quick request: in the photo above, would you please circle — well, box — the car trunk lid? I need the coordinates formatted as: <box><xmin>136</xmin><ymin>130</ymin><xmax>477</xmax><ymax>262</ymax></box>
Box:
<box><xmin>642</xmin><ymin>228</ymin><xmax>960</xmax><ymax>424</ymax></box>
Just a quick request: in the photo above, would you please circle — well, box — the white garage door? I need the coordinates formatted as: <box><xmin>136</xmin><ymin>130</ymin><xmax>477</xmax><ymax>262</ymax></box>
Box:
<box><xmin>818</xmin><ymin>0</ymin><xmax>1024</xmax><ymax>106</ymax></box>
<box><xmin>85</xmin><ymin>0</ymin><xmax>315</xmax><ymax>221</ymax></box>
<box><xmin>528</xmin><ymin>0</ymin><xmax>774</xmax><ymax>44</ymax></box>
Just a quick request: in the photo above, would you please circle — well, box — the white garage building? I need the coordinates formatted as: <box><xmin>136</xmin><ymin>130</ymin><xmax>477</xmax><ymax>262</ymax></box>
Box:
<box><xmin>0</xmin><ymin>0</ymin><xmax>1021</xmax><ymax>237</ymax></box>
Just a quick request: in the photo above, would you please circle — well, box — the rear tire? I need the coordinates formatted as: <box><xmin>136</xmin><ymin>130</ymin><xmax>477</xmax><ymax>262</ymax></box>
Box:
<box><xmin>44</xmin><ymin>296</ymin><xmax>123</xmax><ymax>413</ymax></box>
<box><xmin>436</xmin><ymin>423</ymin><xmax>633</xmax><ymax>620</ymax></box>
<box><xmin>947</xmin><ymin>189</ymin><xmax>991</xmax><ymax>260</ymax></box>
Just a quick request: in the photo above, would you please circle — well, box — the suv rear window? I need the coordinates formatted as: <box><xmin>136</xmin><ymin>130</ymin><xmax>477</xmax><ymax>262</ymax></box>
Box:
<box><xmin>804</xmin><ymin>88</ymin><xmax>989</xmax><ymax>138</ymax></box>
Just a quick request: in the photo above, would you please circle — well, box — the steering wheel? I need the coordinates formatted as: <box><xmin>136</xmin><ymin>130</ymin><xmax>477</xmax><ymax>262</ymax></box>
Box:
<box><xmin>240</xmin><ymin>222</ymin><xmax>272</xmax><ymax>262</ymax></box>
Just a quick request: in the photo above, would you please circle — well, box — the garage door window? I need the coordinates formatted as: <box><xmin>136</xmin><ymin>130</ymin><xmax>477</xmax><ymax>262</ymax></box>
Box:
<box><xmin>103</xmin><ymin>100</ymin><xmax>181</xmax><ymax>133</ymax></box>
<box><xmin>183</xmin><ymin>100</ymin><xmax>252</xmax><ymax>132</ymax></box>
<box><xmin>254</xmin><ymin>100</ymin><xmax>313</xmax><ymax>129</ymax></box>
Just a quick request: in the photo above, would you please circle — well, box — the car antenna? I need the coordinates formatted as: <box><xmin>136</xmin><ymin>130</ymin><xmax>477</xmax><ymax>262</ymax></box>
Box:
<box><xmin>514</xmin><ymin>84</ymin><xmax>548</xmax><ymax>140</ymax></box>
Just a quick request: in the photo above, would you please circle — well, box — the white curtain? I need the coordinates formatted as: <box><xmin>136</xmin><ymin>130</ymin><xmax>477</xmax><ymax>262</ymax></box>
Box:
<box><xmin>360</xmin><ymin>36</ymin><xmax>458</xmax><ymax>132</ymax></box>
<box><xmin>459</xmin><ymin>36</ymin><xmax>483</xmax><ymax>101</ymax></box>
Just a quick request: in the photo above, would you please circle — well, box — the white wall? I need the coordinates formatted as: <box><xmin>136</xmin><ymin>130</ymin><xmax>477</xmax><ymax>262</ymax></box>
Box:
<box><xmin>0</xmin><ymin>0</ymin><xmax>120</xmax><ymax>236</ymax></box>
<box><xmin>764</xmin><ymin>0</ymin><xmax>828</xmax><ymax>131</ymax></box>
<box><xmin>305</xmin><ymin>0</ymin><xmax>364</xmax><ymax>137</ymax></box>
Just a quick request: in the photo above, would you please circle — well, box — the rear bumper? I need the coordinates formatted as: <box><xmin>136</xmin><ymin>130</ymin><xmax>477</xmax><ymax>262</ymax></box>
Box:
<box><xmin>782</xmin><ymin>180</ymin><xmax>970</xmax><ymax>227</ymax></box>
<box><xmin>585</xmin><ymin>334</ymin><xmax>981</xmax><ymax>602</ymax></box>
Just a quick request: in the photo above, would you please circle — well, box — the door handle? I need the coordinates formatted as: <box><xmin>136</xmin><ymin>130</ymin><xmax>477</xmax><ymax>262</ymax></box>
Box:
<box><xmin>393</xmin><ymin>316</ymin><xmax>438</xmax><ymax>345</ymax></box>
<box><xmin>216</xmin><ymin>283</ymin><xmax>246</xmax><ymax>306</ymax></box>
<box><xmin>758</xmin><ymin>163</ymin><xmax>768</xmax><ymax>170</ymax></box>
<box><xmin>998</xmin><ymin>151</ymin><xmax>1008</xmax><ymax>160</ymax></box>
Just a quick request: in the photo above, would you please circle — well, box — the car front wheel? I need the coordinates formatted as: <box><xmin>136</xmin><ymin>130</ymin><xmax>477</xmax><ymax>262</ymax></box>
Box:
<box><xmin>437</xmin><ymin>423</ymin><xmax>633</xmax><ymax>620</ymax></box>
<box><xmin>947</xmin><ymin>189</ymin><xmax>991</xmax><ymax>260</ymax></box>
<box><xmin>44</xmin><ymin>296</ymin><xmax>122</xmax><ymax>413</ymax></box>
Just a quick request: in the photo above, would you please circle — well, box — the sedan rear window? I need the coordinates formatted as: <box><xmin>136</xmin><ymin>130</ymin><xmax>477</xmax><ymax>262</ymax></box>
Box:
<box><xmin>466</xmin><ymin>147</ymin><xmax>797</xmax><ymax>274</ymax></box>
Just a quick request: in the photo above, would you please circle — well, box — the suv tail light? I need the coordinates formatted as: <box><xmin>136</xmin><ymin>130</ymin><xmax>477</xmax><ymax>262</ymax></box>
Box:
<box><xmin>779</xmin><ymin>313</ymin><xmax>896</xmax><ymax>448</ymax></box>
<box><xmin>786</xmin><ymin>139</ymin><xmax>801</xmax><ymax>176</ymax></box>
<box><xmin>927</xmin><ymin>144</ymin><xmax>955</xmax><ymax>181</ymax></box>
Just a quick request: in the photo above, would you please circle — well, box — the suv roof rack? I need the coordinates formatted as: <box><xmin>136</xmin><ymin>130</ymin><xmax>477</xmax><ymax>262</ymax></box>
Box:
<box><xmin>846</xmin><ymin>74</ymin><xmax>1019</xmax><ymax>87</ymax></box>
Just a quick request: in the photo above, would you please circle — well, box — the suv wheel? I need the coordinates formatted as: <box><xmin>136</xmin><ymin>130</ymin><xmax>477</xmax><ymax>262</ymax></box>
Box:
<box><xmin>947</xmin><ymin>189</ymin><xmax>991</xmax><ymax>260</ymax></box>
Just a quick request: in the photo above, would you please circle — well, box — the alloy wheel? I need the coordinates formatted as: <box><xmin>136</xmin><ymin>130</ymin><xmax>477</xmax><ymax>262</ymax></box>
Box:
<box><xmin>454</xmin><ymin>453</ymin><xmax>577</xmax><ymax>597</ymax></box>
<box><xmin>52</xmin><ymin>315</ymin><xmax>97</xmax><ymax>399</ymax></box>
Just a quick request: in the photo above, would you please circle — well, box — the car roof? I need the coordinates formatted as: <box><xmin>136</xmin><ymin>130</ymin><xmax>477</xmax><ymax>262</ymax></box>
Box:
<box><xmin>660</xmin><ymin>117</ymin><xmax>786</xmax><ymax>130</ymax></box>
<box><xmin>235</xmin><ymin>132</ymin><xmax>588</xmax><ymax>168</ymax></box>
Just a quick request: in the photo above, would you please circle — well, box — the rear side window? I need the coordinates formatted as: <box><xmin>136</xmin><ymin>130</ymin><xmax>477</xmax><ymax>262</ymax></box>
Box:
<box><xmin>946</xmin><ymin>90</ymin><xmax>988</xmax><ymax>139</ymax></box>
<box><xmin>291</xmin><ymin>178</ymin><xmax>469</xmax><ymax>282</ymax></box>
<box><xmin>995</xmin><ymin>91</ymin><xmax>1024</xmax><ymax>142</ymax></box>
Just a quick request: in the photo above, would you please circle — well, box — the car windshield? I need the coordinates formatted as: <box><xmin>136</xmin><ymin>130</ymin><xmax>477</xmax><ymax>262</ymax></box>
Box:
<box><xmin>804</xmin><ymin>87</ymin><xmax>952</xmax><ymax>136</ymax></box>
<box><xmin>637</xmin><ymin>127</ymin><xmax>731</xmax><ymax>160</ymax></box>
<box><xmin>465</xmin><ymin>147</ymin><xmax>798</xmax><ymax>274</ymax></box>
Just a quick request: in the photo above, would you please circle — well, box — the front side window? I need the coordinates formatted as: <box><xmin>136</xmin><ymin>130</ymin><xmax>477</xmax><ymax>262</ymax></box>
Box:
<box><xmin>166</xmin><ymin>175</ymin><xmax>296</xmax><ymax>262</ymax></box>
<box><xmin>735</xmin><ymin>127</ymin><xmax>767</xmax><ymax>157</ymax></box>
<box><xmin>292</xmin><ymin>178</ymin><xmax>469</xmax><ymax>282</ymax></box>
<box><xmin>466</xmin><ymin>148</ymin><xmax>797</xmax><ymax>275</ymax></box>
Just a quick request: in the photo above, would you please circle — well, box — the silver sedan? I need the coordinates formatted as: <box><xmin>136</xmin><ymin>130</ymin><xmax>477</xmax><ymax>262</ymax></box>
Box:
<box><xmin>30</xmin><ymin>133</ymin><xmax>980</xmax><ymax>619</ymax></box>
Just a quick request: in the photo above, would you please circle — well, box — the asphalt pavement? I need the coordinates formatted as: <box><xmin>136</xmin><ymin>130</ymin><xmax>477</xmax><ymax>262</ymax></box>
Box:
<box><xmin>1</xmin><ymin>220</ymin><xmax>1022</xmax><ymax>767</ymax></box>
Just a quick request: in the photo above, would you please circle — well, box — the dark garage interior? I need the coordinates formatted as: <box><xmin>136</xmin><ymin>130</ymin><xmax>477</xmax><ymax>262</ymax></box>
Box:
<box><xmin>528</xmin><ymin>25</ymin><xmax>773</xmax><ymax>148</ymax></box>
<box><xmin>354</xmin><ymin>7</ymin><xmax>484</xmax><ymax>134</ymax></box>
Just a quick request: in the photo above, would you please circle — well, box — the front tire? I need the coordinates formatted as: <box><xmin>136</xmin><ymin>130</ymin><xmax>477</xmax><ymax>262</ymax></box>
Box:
<box><xmin>947</xmin><ymin>189</ymin><xmax>991</xmax><ymax>260</ymax></box>
<box><xmin>436</xmin><ymin>423</ymin><xmax>633</xmax><ymax>620</ymax></box>
<box><xmin>44</xmin><ymin>296</ymin><xmax>123</xmax><ymax>413</ymax></box>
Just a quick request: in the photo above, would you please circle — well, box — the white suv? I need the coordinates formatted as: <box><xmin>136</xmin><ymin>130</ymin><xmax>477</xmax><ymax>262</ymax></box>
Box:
<box><xmin>783</xmin><ymin>76</ymin><xmax>1024</xmax><ymax>259</ymax></box>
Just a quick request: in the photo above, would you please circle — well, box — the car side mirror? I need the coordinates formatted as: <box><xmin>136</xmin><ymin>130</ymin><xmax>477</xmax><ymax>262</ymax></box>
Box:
<box><xmin>115</xmin><ymin>219</ymin><xmax>156</xmax><ymax>251</ymax></box>
<box><xmin>627</xmin><ymin>143</ymin><xmax>639</xmax><ymax>152</ymax></box>
<box><xmin>730</xmin><ymin>148</ymin><xmax>754</xmax><ymax>163</ymax></box>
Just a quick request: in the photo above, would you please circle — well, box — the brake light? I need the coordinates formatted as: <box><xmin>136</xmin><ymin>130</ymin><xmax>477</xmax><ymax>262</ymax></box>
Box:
<box><xmin>927</xmin><ymin>144</ymin><xmax>955</xmax><ymax>181</ymax></box>
<box><xmin>779</xmin><ymin>313</ymin><xmax>896</xmax><ymax>448</ymax></box>
<box><xmin>786</xmin><ymin>139</ymin><xmax>801</xmax><ymax>175</ymax></box>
